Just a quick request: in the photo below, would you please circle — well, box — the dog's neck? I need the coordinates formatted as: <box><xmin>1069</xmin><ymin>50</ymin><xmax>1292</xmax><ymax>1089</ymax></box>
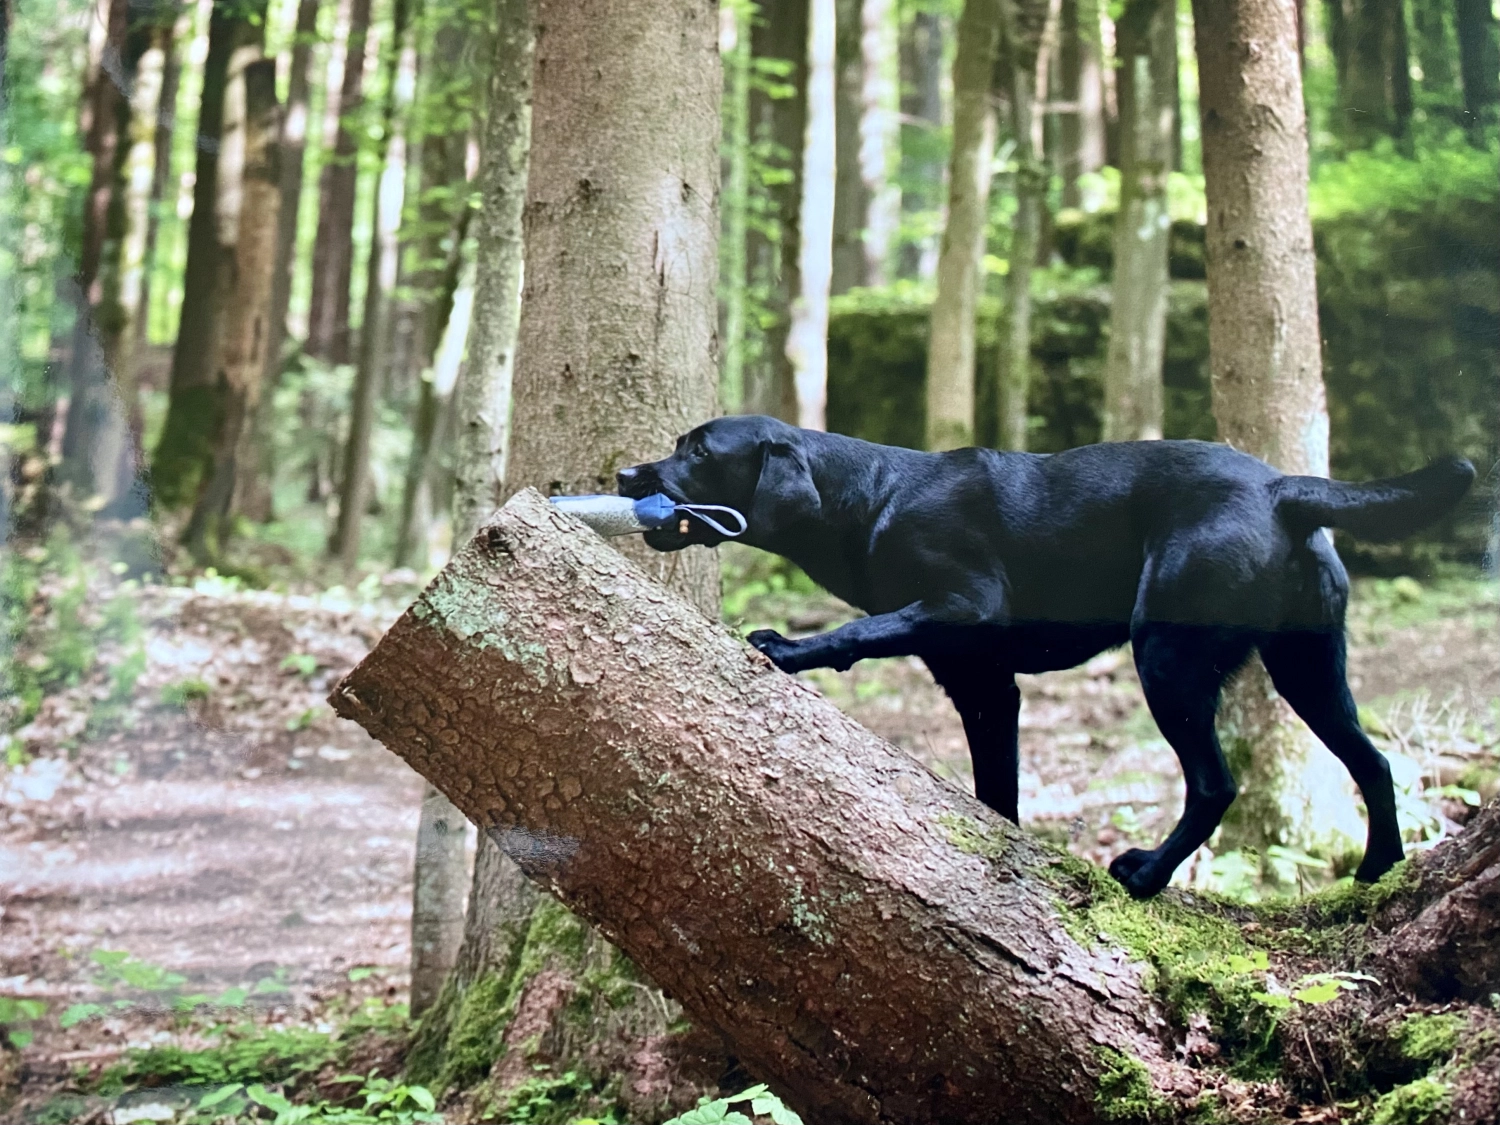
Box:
<box><xmin>752</xmin><ymin>431</ymin><xmax>909</xmax><ymax>610</ymax></box>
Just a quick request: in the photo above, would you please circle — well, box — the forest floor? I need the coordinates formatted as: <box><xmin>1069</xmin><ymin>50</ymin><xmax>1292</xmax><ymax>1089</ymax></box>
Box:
<box><xmin>2</xmin><ymin>536</ymin><xmax>1498</xmax><ymax>1122</ymax></box>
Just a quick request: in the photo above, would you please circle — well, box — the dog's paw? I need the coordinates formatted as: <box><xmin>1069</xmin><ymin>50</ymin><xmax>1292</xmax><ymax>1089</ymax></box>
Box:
<box><xmin>1108</xmin><ymin>848</ymin><xmax>1168</xmax><ymax>899</ymax></box>
<box><xmin>1354</xmin><ymin>846</ymin><xmax>1404</xmax><ymax>885</ymax></box>
<box><xmin>747</xmin><ymin>629</ymin><xmax>803</xmax><ymax>673</ymax></box>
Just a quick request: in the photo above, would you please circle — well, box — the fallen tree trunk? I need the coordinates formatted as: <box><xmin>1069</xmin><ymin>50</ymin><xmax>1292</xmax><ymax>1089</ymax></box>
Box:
<box><xmin>332</xmin><ymin>489</ymin><xmax>1500</xmax><ymax>1125</ymax></box>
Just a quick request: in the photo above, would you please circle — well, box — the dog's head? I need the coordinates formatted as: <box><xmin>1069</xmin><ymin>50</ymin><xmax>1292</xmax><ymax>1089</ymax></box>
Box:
<box><xmin>617</xmin><ymin>415</ymin><xmax>822</xmax><ymax>552</ymax></box>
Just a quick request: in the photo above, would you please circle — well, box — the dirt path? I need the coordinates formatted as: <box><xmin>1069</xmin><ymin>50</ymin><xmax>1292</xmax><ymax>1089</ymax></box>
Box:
<box><xmin>2</xmin><ymin>570</ymin><xmax>1496</xmax><ymax>1087</ymax></box>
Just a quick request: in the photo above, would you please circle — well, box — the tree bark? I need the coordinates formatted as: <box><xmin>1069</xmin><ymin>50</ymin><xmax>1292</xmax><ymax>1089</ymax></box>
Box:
<box><xmin>151</xmin><ymin>0</ymin><xmax>268</xmax><ymax>512</ymax></box>
<box><xmin>1054</xmin><ymin>0</ymin><xmax>1104</xmax><ymax>209</ymax></box>
<box><xmin>832</xmin><ymin>0</ymin><xmax>866</xmax><ymax>295</ymax></box>
<box><xmin>787</xmin><ymin>0</ymin><xmax>836</xmax><ymax>431</ymax></box>
<box><xmin>994</xmin><ymin>0</ymin><xmax>1053</xmax><ymax>453</ymax></box>
<box><xmin>924</xmin><ymin>0</ymin><xmax>1000</xmax><ymax>452</ymax></box>
<box><xmin>334</xmin><ymin>488</ymin><xmax>1500</xmax><ymax>1125</ymax></box>
<box><xmin>181</xmin><ymin>58</ymin><xmax>281</xmax><ymax>561</ymax></box>
<box><xmin>1325</xmin><ymin>0</ymin><xmax>1414</xmax><ymax>147</ymax></box>
<box><xmin>1192</xmin><ymin>0</ymin><xmax>1369</xmax><ymax>871</ymax></box>
<box><xmin>408</xmin><ymin>0</ymin><xmax>724</xmax><ymax>1107</ymax></box>
<box><xmin>897</xmin><ymin>8</ymin><xmax>945</xmax><ymax>283</ymax></box>
<box><xmin>745</xmin><ymin>0</ymin><xmax>808</xmax><ymax>423</ymax></box>
<box><xmin>1455</xmin><ymin>0</ymin><xmax>1500</xmax><ymax>141</ymax></box>
<box><xmin>1100</xmin><ymin>0</ymin><xmax>1174</xmax><ymax>444</ymax></box>
<box><xmin>858</xmin><ymin>0</ymin><xmax>899</xmax><ymax>287</ymax></box>
<box><xmin>305</xmin><ymin>0</ymin><xmax>372</xmax><ymax>365</ymax></box>
<box><xmin>134</xmin><ymin>2</ymin><xmax>188</xmax><ymax>357</ymax></box>
<box><xmin>719</xmin><ymin>2</ymin><xmax>751</xmax><ymax>412</ymax></box>
<box><xmin>328</xmin><ymin>0</ymin><xmax>414</xmax><ymax>569</ymax></box>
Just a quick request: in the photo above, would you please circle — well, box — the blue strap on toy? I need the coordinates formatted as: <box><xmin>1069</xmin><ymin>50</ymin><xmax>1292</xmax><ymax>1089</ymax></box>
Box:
<box><xmin>550</xmin><ymin>493</ymin><xmax>747</xmax><ymax>539</ymax></box>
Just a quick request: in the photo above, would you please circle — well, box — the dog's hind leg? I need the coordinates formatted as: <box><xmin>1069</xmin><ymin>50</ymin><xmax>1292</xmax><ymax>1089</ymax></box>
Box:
<box><xmin>1258</xmin><ymin>629</ymin><xmax>1404</xmax><ymax>882</ymax></box>
<box><xmin>925</xmin><ymin>657</ymin><xmax>1021</xmax><ymax>822</ymax></box>
<box><xmin>1110</xmin><ymin>624</ymin><xmax>1252</xmax><ymax>898</ymax></box>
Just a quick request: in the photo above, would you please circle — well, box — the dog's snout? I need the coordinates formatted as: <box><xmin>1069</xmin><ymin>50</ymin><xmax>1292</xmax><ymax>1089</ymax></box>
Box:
<box><xmin>616</xmin><ymin>464</ymin><xmax>652</xmax><ymax>496</ymax></box>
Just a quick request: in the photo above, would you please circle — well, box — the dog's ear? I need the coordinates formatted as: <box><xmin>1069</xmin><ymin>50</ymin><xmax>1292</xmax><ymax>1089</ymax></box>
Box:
<box><xmin>750</xmin><ymin>440</ymin><xmax>822</xmax><ymax>530</ymax></box>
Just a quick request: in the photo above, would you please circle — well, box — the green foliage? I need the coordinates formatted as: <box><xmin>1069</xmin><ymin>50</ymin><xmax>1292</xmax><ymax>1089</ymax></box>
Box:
<box><xmin>160</xmin><ymin>677</ymin><xmax>214</xmax><ymax>708</ymax></box>
<box><xmin>1396</xmin><ymin>1013</ymin><xmax>1465</xmax><ymax>1068</ymax></box>
<box><xmin>0</xmin><ymin>994</ymin><xmax>48</xmax><ymax>1049</ymax></box>
<box><xmin>1370</xmin><ymin>1077</ymin><xmax>1454</xmax><ymax>1125</ymax></box>
<box><xmin>281</xmin><ymin>653</ymin><xmax>321</xmax><ymax>677</ymax></box>
<box><xmin>663</xmin><ymin>1084</ymin><xmax>804</xmax><ymax>1125</ymax></box>
<box><xmin>1094</xmin><ymin>1048</ymin><xmax>1173</xmax><ymax>1124</ymax></box>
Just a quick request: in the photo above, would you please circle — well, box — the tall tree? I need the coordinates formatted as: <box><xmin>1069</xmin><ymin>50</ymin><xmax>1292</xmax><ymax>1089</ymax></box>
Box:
<box><xmin>832</xmin><ymin>0</ymin><xmax>865</xmax><ymax>294</ymax></box>
<box><xmin>1192</xmin><ymin>0</ymin><xmax>1369</xmax><ymax>866</ymax></box>
<box><xmin>328</xmin><ymin>0</ymin><xmax>415</xmax><ymax>569</ymax></box>
<box><xmin>897</xmin><ymin>7</ymin><xmax>945</xmax><ymax>280</ymax></box>
<box><xmin>831</xmin><ymin>0</ymin><xmax>899</xmax><ymax>294</ymax></box>
<box><xmin>1054</xmin><ymin>0</ymin><xmax>1105</xmax><ymax>208</ymax></box>
<box><xmin>151</xmin><ymin>0</ymin><xmax>269</xmax><ymax>512</ymax></box>
<box><xmin>134</xmin><ymin>0</ymin><xmax>189</xmax><ymax>356</ymax></box>
<box><xmin>1455</xmin><ymin>0</ymin><xmax>1500</xmax><ymax>141</ymax></box>
<box><xmin>408</xmin><ymin>0</ymin><xmax>724</xmax><ymax>1094</ymax></box>
<box><xmin>234</xmin><ymin>0</ymin><xmax>322</xmax><ymax>525</ymax></box>
<box><xmin>924</xmin><ymin>0</ymin><xmax>1001</xmax><ymax>452</ymax></box>
<box><xmin>993</xmin><ymin>0</ymin><xmax>1055</xmax><ymax>453</ymax></box>
<box><xmin>305</xmin><ymin>0</ymin><xmax>372</xmax><ymax>365</ymax></box>
<box><xmin>1324</xmin><ymin>0</ymin><xmax>1414</xmax><ymax>146</ymax></box>
<box><xmin>59</xmin><ymin>0</ymin><xmax>128</xmax><ymax>498</ymax></box>
<box><xmin>787</xmin><ymin>0</ymin><xmax>836</xmax><ymax>430</ymax></box>
<box><xmin>719</xmin><ymin>1</ymin><xmax>751</xmax><ymax>411</ymax></box>
<box><xmin>1100</xmin><ymin>0</ymin><xmax>1175</xmax><ymax>443</ymax></box>
<box><xmin>181</xmin><ymin>58</ymin><xmax>282</xmax><ymax>559</ymax></box>
<box><xmin>745</xmin><ymin>0</ymin><xmax>808</xmax><ymax>421</ymax></box>
<box><xmin>406</xmin><ymin>0</ymin><xmax>532</xmax><ymax>1030</ymax></box>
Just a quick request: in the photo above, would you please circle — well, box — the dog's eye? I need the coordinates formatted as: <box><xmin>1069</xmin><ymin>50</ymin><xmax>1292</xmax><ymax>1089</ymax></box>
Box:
<box><xmin>690</xmin><ymin>442</ymin><xmax>708</xmax><ymax>461</ymax></box>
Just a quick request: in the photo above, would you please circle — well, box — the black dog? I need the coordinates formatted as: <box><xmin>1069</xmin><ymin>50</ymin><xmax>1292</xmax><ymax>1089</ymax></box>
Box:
<box><xmin>617</xmin><ymin>415</ymin><xmax>1475</xmax><ymax>898</ymax></box>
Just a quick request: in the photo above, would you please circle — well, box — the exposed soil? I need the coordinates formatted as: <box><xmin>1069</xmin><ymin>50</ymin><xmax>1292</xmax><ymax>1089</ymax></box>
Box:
<box><xmin>1</xmin><ymin>558</ymin><xmax>1496</xmax><ymax>1113</ymax></box>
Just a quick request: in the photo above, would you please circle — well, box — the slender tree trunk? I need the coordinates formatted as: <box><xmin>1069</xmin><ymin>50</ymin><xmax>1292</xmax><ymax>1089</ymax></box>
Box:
<box><xmin>832</xmin><ymin>0</ymin><xmax>866</xmax><ymax>295</ymax></box>
<box><xmin>897</xmin><ymin>8</ymin><xmax>945</xmax><ymax>281</ymax></box>
<box><xmin>151</xmin><ymin>0</ymin><xmax>267</xmax><ymax>512</ymax></box>
<box><xmin>745</xmin><ymin>0</ymin><xmax>808</xmax><ymax>422</ymax></box>
<box><xmin>392</xmin><ymin>0</ymin><xmax>484</xmax><ymax>570</ymax></box>
<box><xmin>337</xmin><ymin>489</ymin><xmax>1500</xmax><ymax>1125</ymax></box>
<box><xmin>181</xmin><ymin>58</ymin><xmax>281</xmax><ymax>559</ymax></box>
<box><xmin>994</xmin><ymin>0</ymin><xmax>1053</xmax><ymax>453</ymax></box>
<box><xmin>720</xmin><ymin>2</ymin><xmax>751</xmax><ymax>413</ymax></box>
<box><xmin>1100</xmin><ymin>0</ymin><xmax>1174</xmax><ymax>443</ymax></box>
<box><xmin>1456</xmin><ymin>0</ymin><xmax>1500</xmax><ymax>140</ymax></box>
<box><xmin>135</xmin><ymin>3</ymin><xmax>187</xmax><ymax>356</ymax></box>
<box><xmin>787</xmin><ymin>0</ymin><xmax>836</xmax><ymax>431</ymax></box>
<box><xmin>59</xmin><ymin>0</ymin><xmax>128</xmax><ymax>497</ymax></box>
<box><xmin>1409</xmin><ymin>0</ymin><xmax>1457</xmax><ymax>110</ymax></box>
<box><xmin>305</xmin><ymin>0</ymin><xmax>372</xmax><ymax>365</ymax></box>
<box><xmin>1192</xmin><ymin>0</ymin><xmax>1369</xmax><ymax>870</ymax></box>
<box><xmin>1055</xmin><ymin>0</ymin><xmax>1105</xmax><ymax>208</ymax></box>
<box><xmin>233</xmin><ymin>0</ymin><xmax>321</xmax><ymax>525</ymax></box>
<box><xmin>858</xmin><ymin>0</ymin><xmax>899</xmax><ymax>286</ymax></box>
<box><xmin>329</xmin><ymin>0</ymin><xmax>413</xmax><ymax>569</ymax></box>
<box><xmin>1326</xmin><ymin>0</ymin><xmax>1414</xmax><ymax>146</ymax></box>
<box><xmin>923</xmin><ymin>0</ymin><xmax>1000</xmax><ymax>452</ymax></box>
<box><xmin>407</xmin><ymin>0</ymin><xmax>725</xmax><ymax>1100</ymax></box>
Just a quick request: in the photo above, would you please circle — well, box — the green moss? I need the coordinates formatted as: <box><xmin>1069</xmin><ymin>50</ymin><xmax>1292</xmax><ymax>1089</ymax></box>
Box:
<box><xmin>1370</xmin><ymin>1077</ymin><xmax>1453</xmax><ymax>1125</ymax></box>
<box><xmin>1397</xmin><ymin>1013</ymin><xmax>1465</xmax><ymax>1069</ymax></box>
<box><xmin>1095</xmin><ymin>1048</ymin><xmax>1174</xmax><ymax>1123</ymax></box>
<box><xmin>937</xmin><ymin>812</ymin><xmax>1010</xmax><ymax>860</ymax></box>
<box><xmin>435</xmin><ymin>969</ymin><xmax>516</xmax><ymax>1090</ymax></box>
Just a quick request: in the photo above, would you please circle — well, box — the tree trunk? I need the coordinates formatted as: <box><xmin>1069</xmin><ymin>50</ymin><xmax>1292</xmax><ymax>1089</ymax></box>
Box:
<box><xmin>719</xmin><ymin>2</ymin><xmax>751</xmax><ymax>413</ymax></box>
<box><xmin>897</xmin><ymin>8</ymin><xmax>945</xmax><ymax>281</ymax></box>
<box><xmin>328</xmin><ymin>0</ymin><xmax>413</xmax><ymax>569</ymax></box>
<box><xmin>135</xmin><ymin>2</ymin><xmax>187</xmax><ymax>356</ymax></box>
<box><xmin>745</xmin><ymin>0</ymin><xmax>808</xmax><ymax>423</ymax></box>
<box><xmin>858</xmin><ymin>0</ymin><xmax>899</xmax><ymax>287</ymax></box>
<box><xmin>787</xmin><ymin>0</ymin><xmax>836</xmax><ymax>431</ymax></box>
<box><xmin>335</xmin><ymin>488</ymin><xmax>1500</xmax><ymax>1125</ymax></box>
<box><xmin>994</xmin><ymin>0</ymin><xmax>1053</xmax><ymax>453</ymax></box>
<box><xmin>1055</xmin><ymin>0</ymin><xmax>1105</xmax><ymax>208</ymax></box>
<box><xmin>832</xmin><ymin>0</ymin><xmax>866</xmax><ymax>295</ymax></box>
<box><xmin>392</xmin><ymin>0</ymin><xmax>485</xmax><ymax>570</ymax></box>
<box><xmin>233</xmin><ymin>0</ymin><xmax>322</xmax><ymax>526</ymax></box>
<box><xmin>406</xmin><ymin>0</ymin><xmax>725</xmax><ymax>1106</ymax></box>
<box><xmin>1192</xmin><ymin>0</ymin><xmax>1369</xmax><ymax>873</ymax></box>
<box><xmin>59</xmin><ymin>0</ymin><xmax>128</xmax><ymax>498</ymax></box>
<box><xmin>1099</xmin><ymin>0</ymin><xmax>1174</xmax><ymax>444</ymax></box>
<box><xmin>305</xmin><ymin>0</ymin><xmax>372</xmax><ymax>365</ymax></box>
<box><xmin>151</xmin><ymin>0</ymin><xmax>267</xmax><ymax>512</ymax></box>
<box><xmin>180</xmin><ymin>58</ymin><xmax>281</xmax><ymax>560</ymax></box>
<box><xmin>1409</xmin><ymin>0</ymin><xmax>1457</xmax><ymax>113</ymax></box>
<box><xmin>923</xmin><ymin>0</ymin><xmax>1000</xmax><ymax>452</ymax></box>
<box><xmin>1455</xmin><ymin>0</ymin><xmax>1500</xmax><ymax>141</ymax></box>
<box><xmin>1325</xmin><ymin>0</ymin><xmax>1414</xmax><ymax>147</ymax></box>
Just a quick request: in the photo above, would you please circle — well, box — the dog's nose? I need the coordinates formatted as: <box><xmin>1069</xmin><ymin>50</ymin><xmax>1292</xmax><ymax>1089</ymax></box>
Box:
<box><xmin>616</xmin><ymin>466</ymin><xmax>642</xmax><ymax>493</ymax></box>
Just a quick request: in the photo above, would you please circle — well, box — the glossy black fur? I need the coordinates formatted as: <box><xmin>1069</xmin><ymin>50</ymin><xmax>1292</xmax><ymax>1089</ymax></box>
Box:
<box><xmin>617</xmin><ymin>416</ymin><xmax>1475</xmax><ymax>898</ymax></box>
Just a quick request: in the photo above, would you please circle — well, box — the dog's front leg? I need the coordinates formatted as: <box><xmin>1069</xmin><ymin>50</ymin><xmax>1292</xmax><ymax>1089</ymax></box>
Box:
<box><xmin>748</xmin><ymin>602</ymin><xmax>969</xmax><ymax>674</ymax></box>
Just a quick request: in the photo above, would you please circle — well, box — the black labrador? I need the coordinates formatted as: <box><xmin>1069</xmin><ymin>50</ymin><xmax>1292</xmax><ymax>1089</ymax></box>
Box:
<box><xmin>616</xmin><ymin>415</ymin><xmax>1475</xmax><ymax>898</ymax></box>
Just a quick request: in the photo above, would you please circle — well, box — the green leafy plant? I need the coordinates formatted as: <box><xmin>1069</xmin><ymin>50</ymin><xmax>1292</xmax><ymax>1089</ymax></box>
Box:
<box><xmin>0</xmin><ymin>994</ymin><xmax>47</xmax><ymax>1048</ymax></box>
<box><xmin>160</xmin><ymin>677</ymin><xmax>214</xmax><ymax>708</ymax></box>
<box><xmin>281</xmin><ymin>653</ymin><xmax>320</xmax><ymax>678</ymax></box>
<box><xmin>663</xmin><ymin>1084</ymin><xmax>804</xmax><ymax>1125</ymax></box>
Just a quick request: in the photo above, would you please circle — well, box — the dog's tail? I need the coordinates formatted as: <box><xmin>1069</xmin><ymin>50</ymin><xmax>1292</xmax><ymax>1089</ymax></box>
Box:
<box><xmin>1270</xmin><ymin>457</ymin><xmax>1476</xmax><ymax>543</ymax></box>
